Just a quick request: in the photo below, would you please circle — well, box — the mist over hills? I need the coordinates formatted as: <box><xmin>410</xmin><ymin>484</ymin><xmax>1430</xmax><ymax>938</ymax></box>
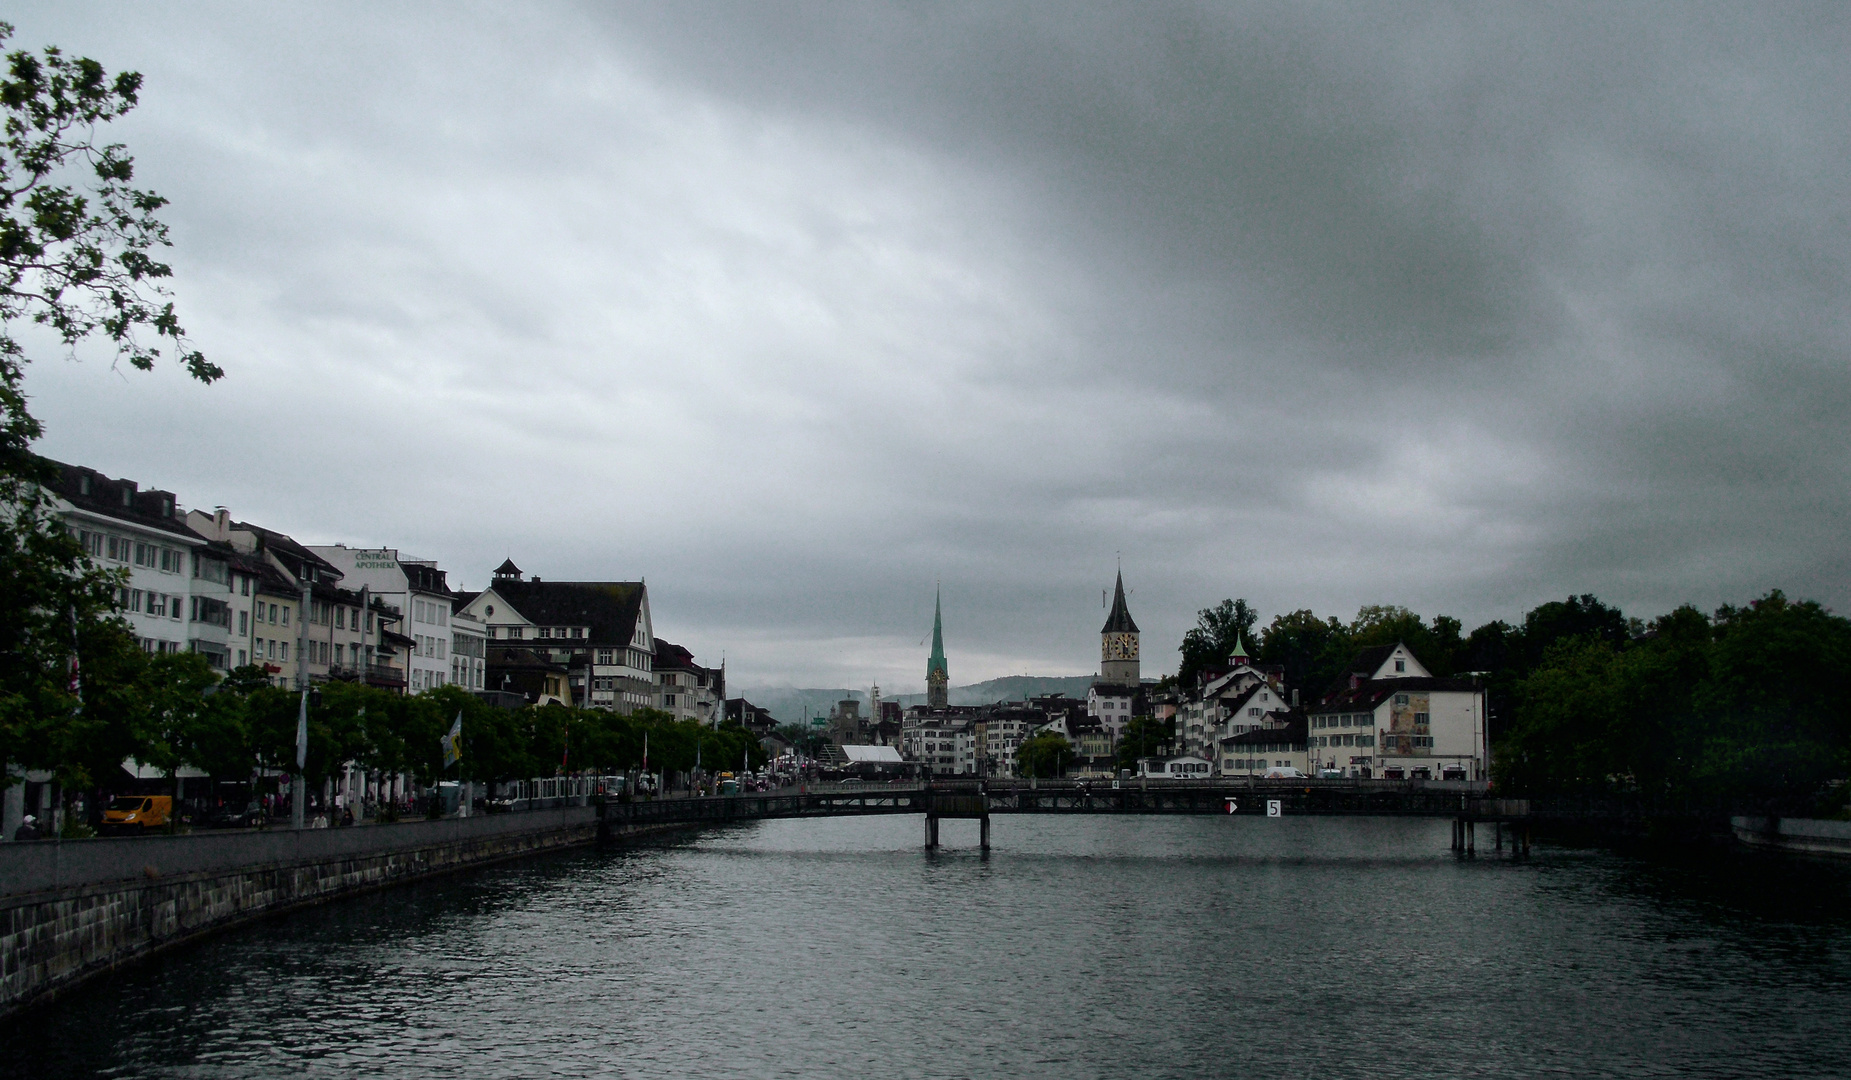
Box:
<box><xmin>739</xmin><ymin>675</ymin><xmax>1100</xmax><ymax>724</ymax></box>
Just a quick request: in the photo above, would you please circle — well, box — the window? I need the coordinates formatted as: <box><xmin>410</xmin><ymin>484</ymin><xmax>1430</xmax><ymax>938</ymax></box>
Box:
<box><xmin>537</xmin><ymin>626</ymin><xmax>551</xmax><ymax>638</ymax></box>
<box><xmin>281</xmin><ymin>607</ymin><xmax>289</xmax><ymax>627</ymax></box>
<box><xmin>240</xmin><ymin>575</ymin><xmax>250</xmax><ymax>596</ymax></box>
<box><xmin>80</xmin><ymin>530</ymin><xmax>103</xmax><ymax>557</ymax></box>
<box><xmin>237</xmin><ymin>649</ymin><xmax>247</xmax><ymax>667</ymax></box>
<box><xmin>160</xmin><ymin>548</ymin><xmax>183</xmax><ymax>573</ymax></box>
<box><xmin>1414</xmin><ymin>712</ymin><xmax>1429</xmax><ymax>725</ymax></box>
<box><xmin>238</xmin><ymin>610</ymin><xmax>248</xmax><ymax>635</ymax></box>
<box><xmin>596</xmin><ymin>649</ymin><xmax>614</xmax><ymax>665</ymax></box>
<box><xmin>1395</xmin><ymin>659</ymin><xmax>1406</xmax><ymax>673</ymax></box>
<box><xmin>129</xmin><ymin>588</ymin><xmax>144</xmax><ymax>613</ymax></box>
<box><xmin>280</xmin><ymin>642</ymin><xmax>289</xmax><ymax>661</ymax></box>
<box><xmin>509</xmin><ymin>627</ymin><xmax>523</xmax><ymax>640</ymax></box>
<box><xmin>335</xmin><ymin>607</ymin><xmax>345</xmax><ymax>629</ymax></box>
<box><xmin>334</xmin><ymin>644</ymin><xmax>344</xmax><ymax>666</ymax></box>
<box><xmin>1394</xmin><ymin>694</ymin><xmax>1409</xmax><ymax>706</ymax></box>
<box><xmin>1249</xmin><ymin>707</ymin><xmax>1262</xmax><ymax>717</ymax></box>
<box><xmin>571</xmin><ymin>627</ymin><xmax>582</xmax><ymax>639</ymax></box>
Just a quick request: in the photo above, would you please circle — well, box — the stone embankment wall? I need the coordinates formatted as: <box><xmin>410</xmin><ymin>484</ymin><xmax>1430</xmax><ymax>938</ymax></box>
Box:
<box><xmin>1731</xmin><ymin>816</ymin><xmax>1851</xmax><ymax>857</ymax></box>
<box><xmin>0</xmin><ymin>807</ymin><xmax>613</xmax><ymax>1019</ymax></box>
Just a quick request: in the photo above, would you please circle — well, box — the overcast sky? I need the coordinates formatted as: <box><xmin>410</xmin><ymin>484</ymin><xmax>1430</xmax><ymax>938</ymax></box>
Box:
<box><xmin>15</xmin><ymin>3</ymin><xmax>1850</xmax><ymax>693</ymax></box>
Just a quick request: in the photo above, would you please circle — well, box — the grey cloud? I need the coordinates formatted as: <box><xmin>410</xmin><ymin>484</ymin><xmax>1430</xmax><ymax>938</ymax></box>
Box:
<box><xmin>10</xmin><ymin>1</ymin><xmax>1851</xmax><ymax>691</ymax></box>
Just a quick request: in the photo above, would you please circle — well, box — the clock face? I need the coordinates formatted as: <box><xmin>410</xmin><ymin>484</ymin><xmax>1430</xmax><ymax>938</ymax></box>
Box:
<box><xmin>1104</xmin><ymin>633</ymin><xmax>1139</xmax><ymax>660</ymax></box>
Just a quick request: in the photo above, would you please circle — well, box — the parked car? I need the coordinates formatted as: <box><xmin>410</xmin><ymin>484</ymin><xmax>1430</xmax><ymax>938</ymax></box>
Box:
<box><xmin>101</xmin><ymin>795</ymin><xmax>172</xmax><ymax>834</ymax></box>
<box><xmin>1261</xmin><ymin>767</ymin><xmax>1307</xmax><ymax>779</ymax></box>
<box><xmin>202</xmin><ymin>801</ymin><xmax>264</xmax><ymax>829</ymax></box>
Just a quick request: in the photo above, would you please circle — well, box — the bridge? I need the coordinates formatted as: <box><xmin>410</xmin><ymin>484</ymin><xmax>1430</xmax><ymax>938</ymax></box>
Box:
<box><xmin>594</xmin><ymin>778</ymin><xmax>1539</xmax><ymax>855</ymax></box>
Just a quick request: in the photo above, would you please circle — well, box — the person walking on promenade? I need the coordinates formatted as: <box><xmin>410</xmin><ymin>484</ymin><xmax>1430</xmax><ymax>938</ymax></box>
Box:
<box><xmin>13</xmin><ymin>814</ymin><xmax>41</xmax><ymax>841</ymax></box>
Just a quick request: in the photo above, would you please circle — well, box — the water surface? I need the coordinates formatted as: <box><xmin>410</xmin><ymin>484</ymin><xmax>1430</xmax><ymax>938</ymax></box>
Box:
<box><xmin>6</xmin><ymin>814</ymin><xmax>1850</xmax><ymax>1078</ymax></box>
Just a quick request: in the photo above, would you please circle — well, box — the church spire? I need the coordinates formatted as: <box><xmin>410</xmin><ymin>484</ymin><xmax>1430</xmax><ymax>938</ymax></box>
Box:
<box><xmin>926</xmin><ymin>586</ymin><xmax>949</xmax><ymax>709</ymax></box>
<box><xmin>1101</xmin><ymin>570</ymin><xmax>1139</xmax><ymax>634</ymax></box>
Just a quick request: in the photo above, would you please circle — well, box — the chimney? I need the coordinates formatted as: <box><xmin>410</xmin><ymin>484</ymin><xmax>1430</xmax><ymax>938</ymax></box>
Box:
<box><xmin>215</xmin><ymin>507</ymin><xmax>229</xmax><ymax>535</ymax></box>
<box><xmin>1349</xmin><ymin>673</ymin><xmax>1360</xmax><ymax>690</ymax></box>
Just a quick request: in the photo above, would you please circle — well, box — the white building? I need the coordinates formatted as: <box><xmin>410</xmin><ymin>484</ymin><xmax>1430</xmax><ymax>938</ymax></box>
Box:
<box><xmin>46</xmin><ymin>463</ymin><xmax>211</xmax><ymax>662</ymax></box>
<box><xmin>1309</xmin><ymin>643</ymin><xmax>1487</xmax><ymax>780</ymax></box>
<box><xmin>454</xmin><ymin>560</ymin><xmax>656</xmax><ymax>712</ymax></box>
<box><xmin>310</xmin><ymin>545</ymin><xmax>460</xmax><ymax>694</ymax></box>
<box><xmin>916</xmin><ymin>723</ymin><xmax>976</xmax><ymax>776</ymax></box>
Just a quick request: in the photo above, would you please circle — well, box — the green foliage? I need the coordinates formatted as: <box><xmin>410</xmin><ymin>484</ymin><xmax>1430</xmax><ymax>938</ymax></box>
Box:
<box><xmin>1178</xmin><ymin>598</ymin><xmax>1258</xmax><ymax>687</ymax></box>
<box><xmin>0</xmin><ymin>21</ymin><xmax>218</xmax><ymax>407</ymax></box>
<box><xmin>1494</xmin><ymin>592</ymin><xmax>1851</xmax><ymax>804</ymax></box>
<box><xmin>0</xmin><ymin>23</ymin><xmax>215</xmax><ymax>795</ymax></box>
<box><xmin>1015</xmin><ymin>731</ymin><xmax>1074</xmax><ymax>778</ymax></box>
<box><xmin>1114</xmin><ymin>714</ymin><xmax>1172</xmax><ymax>771</ymax></box>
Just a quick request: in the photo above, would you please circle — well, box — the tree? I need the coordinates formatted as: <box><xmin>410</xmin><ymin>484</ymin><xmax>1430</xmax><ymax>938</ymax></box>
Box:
<box><xmin>1114</xmin><ymin>714</ymin><xmax>1172</xmax><ymax>772</ymax></box>
<box><xmin>0</xmin><ymin>24</ymin><xmax>217</xmax><ymax>800</ymax></box>
<box><xmin>1178</xmin><ymin>598</ymin><xmax>1258</xmax><ymax>688</ymax></box>
<box><xmin>1015</xmin><ymin>731</ymin><xmax>1074</xmax><ymax>778</ymax></box>
<box><xmin>1257</xmin><ymin>609</ymin><xmax>1349</xmax><ymax>697</ymax></box>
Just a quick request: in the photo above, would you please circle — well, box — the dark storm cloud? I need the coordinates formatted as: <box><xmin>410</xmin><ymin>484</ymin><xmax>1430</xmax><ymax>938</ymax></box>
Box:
<box><xmin>12</xmin><ymin>2</ymin><xmax>1851</xmax><ymax>690</ymax></box>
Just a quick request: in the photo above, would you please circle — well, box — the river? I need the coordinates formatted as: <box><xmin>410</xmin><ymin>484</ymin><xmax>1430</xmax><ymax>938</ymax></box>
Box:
<box><xmin>5</xmin><ymin>814</ymin><xmax>1850</xmax><ymax>1078</ymax></box>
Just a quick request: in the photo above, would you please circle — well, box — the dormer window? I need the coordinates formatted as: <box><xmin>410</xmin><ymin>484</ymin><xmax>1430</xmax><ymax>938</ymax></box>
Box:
<box><xmin>571</xmin><ymin>627</ymin><xmax>583</xmax><ymax>639</ymax></box>
<box><xmin>538</xmin><ymin>627</ymin><xmax>551</xmax><ymax>639</ymax></box>
<box><xmin>78</xmin><ymin>475</ymin><xmax>90</xmax><ymax>496</ymax></box>
<box><xmin>1394</xmin><ymin>659</ymin><xmax>1406</xmax><ymax>673</ymax></box>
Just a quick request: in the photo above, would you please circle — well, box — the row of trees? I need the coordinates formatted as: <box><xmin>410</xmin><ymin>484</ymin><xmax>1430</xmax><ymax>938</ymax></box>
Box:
<box><xmin>6</xmin><ymin>627</ymin><xmax>766</xmax><ymax>800</ymax></box>
<box><xmin>1175</xmin><ymin>591</ymin><xmax>1851</xmax><ymax>807</ymax></box>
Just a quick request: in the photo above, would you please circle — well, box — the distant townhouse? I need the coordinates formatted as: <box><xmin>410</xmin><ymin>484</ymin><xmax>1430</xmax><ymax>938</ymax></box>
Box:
<box><xmin>979</xmin><ymin>703</ymin><xmax>1045</xmax><ymax>776</ymax></box>
<box><xmin>1221</xmin><ymin>714</ymin><xmax>1309</xmax><ymax>775</ymax></box>
<box><xmin>309</xmin><ymin>545</ymin><xmax>463</xmax><ymax>694</ymax></box>
<box><xmin>654</xmin><ymin>638</ymin><xmax>724</xmax><ymax>724</ymax></box>
<box><xmin>195</xmin><ymin>514</ymin><xmax>407</xmax><ymax>691</ymax></box>
<box><xmin>455</xmin><ymin>560</ymin><xmax>655</xmax><ymax>713</ymax></box>
<box><xmin>44</xmin><ymin>461</ymin><xmax>211</xmax><ymax>662</ymax></box>
<box><xmin>1310</xmin><ymin>643</ymin><xmax>1487</xmax><ymax>780</ymax></box>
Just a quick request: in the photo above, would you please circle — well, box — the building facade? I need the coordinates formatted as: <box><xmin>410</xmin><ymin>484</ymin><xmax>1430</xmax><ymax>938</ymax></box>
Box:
<box><xmin>455</xmin><ymin>560</ymin><xmax>655</xmax><ymax>713</ymax></box>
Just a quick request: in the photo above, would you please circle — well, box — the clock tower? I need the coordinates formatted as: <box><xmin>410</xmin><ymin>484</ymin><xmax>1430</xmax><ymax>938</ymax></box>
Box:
<box><xmin>926</xmin><ymin>587</ymin><xmax>949</xmax><ymax>710</ymax></box>
<box><xmin>1099</xmin><ymin>570</ymin><xmax>1140</xmax><ymax>684</ymax></box>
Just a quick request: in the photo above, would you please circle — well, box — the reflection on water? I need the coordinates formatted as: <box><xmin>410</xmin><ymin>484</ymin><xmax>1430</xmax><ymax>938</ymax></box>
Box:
<box><xmin>6</xmin><ymin>815</ymin><xmax>1851</xmax><ymax>1078</ymax></box>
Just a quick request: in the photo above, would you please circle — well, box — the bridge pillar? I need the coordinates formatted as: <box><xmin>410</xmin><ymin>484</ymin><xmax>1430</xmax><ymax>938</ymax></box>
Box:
<box><xmin>925</xmin><ymin>814</ymin><xmax>939</xmax><ymax>850</ymax></box>
<box><xmin>979</xmin><ymin>815</ymin><xmax>990</xmax><ymax>851</ymax></box>
<box><xmin>1466</xmin><ymin>820</ymin><xmax>1476</xmax><ymax>856</ymax></box>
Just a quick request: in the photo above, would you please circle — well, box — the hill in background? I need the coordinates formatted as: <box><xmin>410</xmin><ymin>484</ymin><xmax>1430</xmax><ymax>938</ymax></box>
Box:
<box><xmin>739</xmin><ymin>675</ymin><xmax>1101</xmax><ymax>724</ymax></box>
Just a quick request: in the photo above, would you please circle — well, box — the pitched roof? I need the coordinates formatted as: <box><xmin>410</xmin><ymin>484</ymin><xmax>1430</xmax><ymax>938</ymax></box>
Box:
<box><xmin>1101</xmin><ymin>570</ymin><xmax>1139</xmax><ymax>634</ymax></box>
<box><xmin>1311</xmin><ymin>677</ymin><xmax>1481</xmax><ymax>714</ymax></box>
<box><xmin>41</xmin><ymin>458</ymin><xmax>199</xmax><ymax>540</ymax></box>
<box><xmin>1222</xmin><ymin>713</ymin><xmax>1307</xmax><ymax>747</ymax></box>
<box><xmin>654</xmin><ymin>637</ymin><xmax>697</xmax><ymax>671</ymax></box>
<box><xmin>484</xmin><ymin>579</ymin><xmax>646</xmax><ymax>645</ymax></box>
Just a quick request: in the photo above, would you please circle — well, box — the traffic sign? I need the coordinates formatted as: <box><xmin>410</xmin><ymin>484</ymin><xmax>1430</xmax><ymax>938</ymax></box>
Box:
<box><xmin>1267</xmin><ymin>799</ymin><xmax>1281</xmax><ymax>818</ymax></box>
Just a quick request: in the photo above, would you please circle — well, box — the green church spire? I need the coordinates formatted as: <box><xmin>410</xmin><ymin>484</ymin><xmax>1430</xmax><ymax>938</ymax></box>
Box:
<box><xmin>926</xmin><ymin>586</ymin><xmax>949</xmax><ymax>709</ymax></box>
<box><xmin>927</xmin><ymin>587</ymin><xmax>947</xmax><ymax>679</ymax></box>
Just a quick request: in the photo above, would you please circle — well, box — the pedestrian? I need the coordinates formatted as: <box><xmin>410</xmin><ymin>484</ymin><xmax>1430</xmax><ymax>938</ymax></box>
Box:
<box><xmin>13</xmin><ymin>814</ymin><xmax>41</xmax><ymax>842</ymax></box>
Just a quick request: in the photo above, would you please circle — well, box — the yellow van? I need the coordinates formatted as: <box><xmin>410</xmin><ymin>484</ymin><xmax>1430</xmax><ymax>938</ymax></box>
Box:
<box><xmin>103</xmin><ymin>795</ymin><xmax>173</xmax><ymax>834</ymax></box>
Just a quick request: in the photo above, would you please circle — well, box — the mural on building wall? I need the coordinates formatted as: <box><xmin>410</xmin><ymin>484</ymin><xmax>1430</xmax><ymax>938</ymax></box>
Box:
<box><xmin>1386</xmin><ymin>691</ymin><xmax>1431</xmax><ymax>757</ymax></box>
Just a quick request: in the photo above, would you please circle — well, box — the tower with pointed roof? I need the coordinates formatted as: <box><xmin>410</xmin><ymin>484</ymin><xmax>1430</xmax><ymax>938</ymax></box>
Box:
<box><xmin>926</xmin><ymin>588</ymin><xmax>949</xmax><ymax>710</ymax></box>
<box><xmin>1100</xmin><ymin>570</ymin><xmax>1141</xmax><ymax>684</ymax></box>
